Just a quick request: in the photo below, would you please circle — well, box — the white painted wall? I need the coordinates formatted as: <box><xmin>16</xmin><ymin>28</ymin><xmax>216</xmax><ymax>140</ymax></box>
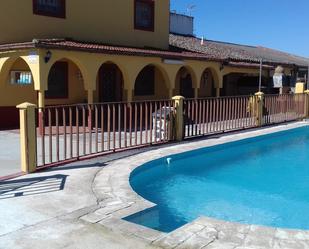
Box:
<box><xmin>170</xmin><ymin>13</ymin><xmax>194</xmax><ymax>36</ymax></box>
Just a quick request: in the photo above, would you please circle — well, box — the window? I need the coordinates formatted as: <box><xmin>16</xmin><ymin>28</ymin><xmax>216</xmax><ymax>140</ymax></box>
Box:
<box><xmin>33</xmin><ymin>0</ymin><xmax>66</xmax><ymax>18</ymax></box>
<box><xmin>134</xmin><ymin>0</ymin><xmax>154</xmax><ymax>31</ymax></box>
<box><xmin>134</xmin><ymin>66</ymin><xmax>155</xmax><ymax>96</ymax></box>
<box><xmin>45</xmin><ymin>62</ymin><xmax>68</xmax><ymax>99</ymax></box>
<box><xmin>10</xmin><ymin>71</ymin><xmax>32</xmax><ymax>85</ymax></box>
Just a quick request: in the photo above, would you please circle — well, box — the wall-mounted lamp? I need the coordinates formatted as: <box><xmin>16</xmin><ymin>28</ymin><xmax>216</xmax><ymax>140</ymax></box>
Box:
<box><xmin>44</xmin><ymin>50</ymin><xmax>52</xmax><ymax>63</ymax></box>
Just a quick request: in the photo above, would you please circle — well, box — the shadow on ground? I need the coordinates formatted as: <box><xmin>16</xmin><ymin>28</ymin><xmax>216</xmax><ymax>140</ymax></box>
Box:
<box><xmin>0</xmin><ymin>174</ymin><xmax>68</xmax><ymax>200</ymax></box>
<box><xmin>45</xmin><ymin>162</ymin><xmax>106</xmax><ymax>172</ymax></box>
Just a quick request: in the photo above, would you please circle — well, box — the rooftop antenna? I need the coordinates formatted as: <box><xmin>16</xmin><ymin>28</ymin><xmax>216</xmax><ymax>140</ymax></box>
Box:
<box><xmin>186</xmin><ymin>4</ymin><xmax>196</xmax><ymax>16</ymax></box>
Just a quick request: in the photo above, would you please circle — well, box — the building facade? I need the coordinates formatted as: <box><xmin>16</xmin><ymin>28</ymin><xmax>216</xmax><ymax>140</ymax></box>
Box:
<box><xmin>0</xmin><ymin>0</ymin><xmax>308</xmax><ymax>129</ymax></box>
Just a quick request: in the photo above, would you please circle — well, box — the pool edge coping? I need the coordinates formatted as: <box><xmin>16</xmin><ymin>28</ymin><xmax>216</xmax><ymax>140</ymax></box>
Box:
<box><xmin>82</xmin><ymin>121</ymin><xmax>309</xmax><ymax>248</ymax></box>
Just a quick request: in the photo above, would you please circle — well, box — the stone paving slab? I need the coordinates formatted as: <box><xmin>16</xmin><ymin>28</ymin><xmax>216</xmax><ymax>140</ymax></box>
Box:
<box><xmin>86</xmin><ymin>121</ymin><xmax>309</xmax><ymax>249</ymax></box>
<box><xmin>0</xmin><ymin>217</ymin><xmax>162</xmax><ymax>249</ymax></box>
<box><xmin>1</xmin><ymin>121</ymin><xmax>309</xmax><ymax>249</ymax></box>
<box><xmin>0</xmin><ymin>151</ymin><xmax>165</xmax><ymax>249</ymax></box>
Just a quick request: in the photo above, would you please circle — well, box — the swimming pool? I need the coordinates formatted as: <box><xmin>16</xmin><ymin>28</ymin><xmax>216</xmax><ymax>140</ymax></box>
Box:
<box><xmin>125</xmin><ymin>126</ymin><xmax>309</xmax><ymax>232</ymax></box>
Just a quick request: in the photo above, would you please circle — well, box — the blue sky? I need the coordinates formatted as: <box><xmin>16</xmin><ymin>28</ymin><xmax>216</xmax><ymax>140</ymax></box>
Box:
<box><xmin>170</xmin><ymin>0</ymin><xmax>309</xmax><ymax>58</ymax></box>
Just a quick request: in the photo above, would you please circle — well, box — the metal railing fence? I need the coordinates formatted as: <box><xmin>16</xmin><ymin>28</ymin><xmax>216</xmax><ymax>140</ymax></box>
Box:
<box><xmin>33</xmin><ymin>93</ymin><xmax>308</xmax><ymax>169</ymax></box>
<box><xmin>263</xmin><ymin>94</ymin><xmax>307</xmax><ymax>125</ymax></box>
<box><xmin>36</xmin><ymin>100</ymin><xmax>175</xmax><ymax>167</ymax></box>
<box><xmin>184</xmin><ymin>95</ymin><xmax>257</xmax><ymax>138</ymax></box>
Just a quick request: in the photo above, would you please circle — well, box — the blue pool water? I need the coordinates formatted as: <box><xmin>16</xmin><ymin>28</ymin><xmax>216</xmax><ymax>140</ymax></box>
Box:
<box><xmin>125</xmin><ymin>127</ymin><xmax>309</xmax><ymax>232</ymax></box>
<box><xmin>124</xmin><ymin>126</ymin><xmax>309</xmax><ymax>232</ymax></box>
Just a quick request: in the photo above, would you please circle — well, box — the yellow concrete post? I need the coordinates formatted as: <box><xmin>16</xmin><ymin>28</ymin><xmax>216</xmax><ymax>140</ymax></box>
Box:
<box><xmin>87</xmin><ymin>90</ymin><xmax>94</xmax><ymax>104</ymax></box>
<box><xmin>168</xmin><ymin>89</ymin><xmax>174</xmax><ymax>99</ymax></box>
<box><xmin>295</xmin><ymin>82</ymin><xmax>305</xmax><ymax>94</ymax></box>
<box><xmin>254</xmin><ymin>92</ymin><xmax>264</xmax><ymax>126</ymax></box>
<box><xmin>127</xmin><ymin>89</ymin><xmax>133</xmax><ymax>102</ymax></box>
<box><xmin>16</xmin><ymin>102</ymin><xmax>37</xmax><ymax>173</ymax></box>
<box><xmin>216</xmin><ymin>88</ymin><xmax>220</xmax><ymax>97</ymax></box>
<box><xmin>38</xmin><ymin>90</ymin><xmax>45</xmax><ymax>108</ymax></box>
<box><xmin>172</xmin><ymin>95</ymin><xmax>185</xmax><ymax>141</ymax></box>
<box><xmin>304</xmin><ymin>90</ymin><xmax>309</xmax><ymax>118</ymax></box>
<box><xmin>194</xmin><ymin>88</ymin><xmax>198</xmax><ymax>99</ymax></box>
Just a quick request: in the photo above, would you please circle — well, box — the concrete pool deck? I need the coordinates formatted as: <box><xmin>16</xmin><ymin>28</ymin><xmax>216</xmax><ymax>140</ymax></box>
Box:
<box><xmin>1</xmin><ymin>121</ymin><xmax>309</xmax><ymax>248</ymax></box>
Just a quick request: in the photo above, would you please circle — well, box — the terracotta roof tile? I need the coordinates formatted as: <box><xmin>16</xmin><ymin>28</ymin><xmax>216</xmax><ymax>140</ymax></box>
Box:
<box><xmin>169</xmin><ymin>34</ymin><xmax>309</xmax><ymax>67</ymax></box>
<box><xmin>1</xmin><ymin>36</ymin><xmax>308</xmax><ymax>68</ymax></box>
<box><xmin>0</xmin><ymin>39</ymin><xmax>221</xmax><ymax>62</ymax></box>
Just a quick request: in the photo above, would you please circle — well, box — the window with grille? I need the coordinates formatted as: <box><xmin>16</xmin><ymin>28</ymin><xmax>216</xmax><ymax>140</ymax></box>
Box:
<box><xmin>10</xmin><ymin>71</ymin><xmax>32</xmax><ymax>85</ymax></box>
<box><xmin>33</xmin><ymin>0</ymin><xmax>66</xmax><ymax>18</ymax></box>
<box><xmin>134</xmin><ymin>0</ymin><xmax>154</xmax><ymax>31</ymax></box>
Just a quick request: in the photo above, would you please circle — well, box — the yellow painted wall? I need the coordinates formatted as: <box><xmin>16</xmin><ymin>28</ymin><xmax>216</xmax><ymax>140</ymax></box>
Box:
<box><xmin>0</xmin><ymin>56</ymin><xmax>87</xmax><ymax>107</ymax></box>
<box><xmin>0</xmin><ymin>58</ymin><xmax>37</xmax><ymax>107</ymax></box>
<box><xmin>0</xmin><ymin>48</ymin><xmax>226</xmax><ymax>103</ymax></box>
<box><xmin>0</xmin><ymin>48</ymin><xmax>234</xmax><ymax>107</ymax></box>
<box><xmin>0</xmin><ymin>0</ymin><xmax>170</xmax><ymax>50</ymax></box>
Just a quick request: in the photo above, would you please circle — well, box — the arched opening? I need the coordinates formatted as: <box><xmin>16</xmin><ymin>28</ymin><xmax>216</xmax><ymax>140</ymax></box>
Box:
<box><xmin>45</xmin><ymin>59</ymin><xmax>86</xmax><ymax>105</ymax></box>
<box><xmin>222</xmin><ymin>73</ymin><xmax>273</xmax><ymax>96</ymax></box>
<box><xmin>97</xmin><ymin>63</ymin><xmax>124</xmax><ymax>103</ymax></box>
<box><xmin>198</xmin><ymin>68</ymin><xmax>216</xmax><ymax>97</ymax></box>
<box><xmin>133</xmin><ymin>64</ymin><xmax>169</xmax><ymax>101</ymax></box>
<box><xmin>0</xmin><ymin>57</ymin><xmax>36</xmax><ymax>129</ymax></box>
<box><xmin>175</xmin><ymin>66</ymin><xmax>194</xmax><ymax>98</ymax></box>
